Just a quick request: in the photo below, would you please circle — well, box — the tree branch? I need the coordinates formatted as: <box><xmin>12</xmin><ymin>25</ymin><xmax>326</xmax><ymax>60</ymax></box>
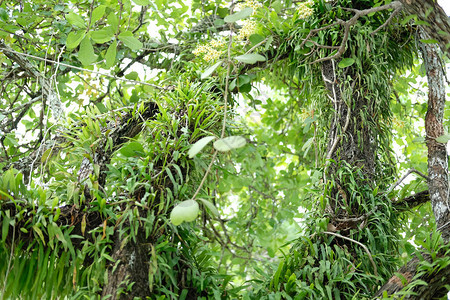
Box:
<box><xmin>311</xmin><ymin>1</ymin><xmax>403</xmax><ymax>64</ymax></box>
<box><xmin>399</xmin><ymin>0</ymin><xmax>450</xmax><ymax>57</ymax></box>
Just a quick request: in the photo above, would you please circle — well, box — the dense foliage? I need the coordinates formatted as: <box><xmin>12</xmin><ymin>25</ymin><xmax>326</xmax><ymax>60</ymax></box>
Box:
<box><xmin>0</xmin><ymin>0</ymin><xmax>449</xmax><ymax>299</ymax></box>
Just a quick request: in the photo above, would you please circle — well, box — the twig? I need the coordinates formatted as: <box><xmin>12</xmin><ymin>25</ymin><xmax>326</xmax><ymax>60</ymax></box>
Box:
<box><xmin>0</xmin><ymin>45</ymin><xmax>171</xmax><ymax>91</ymax></box>
<box><xmin>323</xmin><ymin>231</ymin><xmax>379</xmax><ymax>277</ymax></box>
<box><xmin>310</xmin><ymin>1</ymin><xmax>402</xmax><ymax>64</ymax></box>
<box><xmin>245</xmin><ymin>37</ymin><xmax>268</xmax><ymax>55</ymax></box>
<box><xmin>190</xmin><ymin>17</ymin><xmax>234</xmax><ymax>202</ymax></box>
<box><xmin>0</xmin><ymin>95</ymin><xmax>42</xmax><ymax>115</ymax></box>
<box><xmin>370</xmin><ymin>5</ymin><xmax>402</xmax><ymax>36</ymax></box>
<box><xmin>385</xmin><ymin>168</ymin><xmax>429</xmax><ymax>195</ymax></box>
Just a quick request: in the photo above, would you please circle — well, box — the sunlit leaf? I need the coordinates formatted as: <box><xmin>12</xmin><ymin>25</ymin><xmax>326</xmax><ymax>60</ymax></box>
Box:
<box><xmin>91</xmin><ymin>5</ymin><xmax>106</xmax><ymax>24</ymax></box>
<box><xmin>436</xmin><ymin>134</ymin><xmax>450</xmax><ymax>143</ymax></box>
<box><xmin>105</xmin><ymin>40</ymin><xmax>117</xmax><ymax>69</ymax></box>
<box><xmin>234</xmin><ymin>53</ymin><xmax>266</xmax><ymax>64</ymax></box>
<box><xmin>199</xmin><ymin>198</ymin><xmax>219</xmax><ymax>217</ymax></box>
<box><xmin>125</xmin><ymin>71</ymin><xmax>139</xmax><ymax>80</ymax></box>
<box><xmin>66</xmin><ymin>30</ymin><xmax>85</xmax><ymax>49</ymax></box>
<box><xmin>224</xmin><ymin>7</ymin><xmax>253</xmax><ymax>23</ymax></box>
<box><xmin>201</xmin><ymin>61</ymin><xmax>222</xmax><ymax>79</ymax></box>
<box><xmin>170</xmin><ymin>200</ymin><xmax>199</xmax><ymax>225</ymax></box>
<box><xmin>188</xmin><ymin>136</ymin><xmax>216</xmax><ymax>158</ymax></box>
<box><xmin>132</xmin><ymin>0</ymin><xmax>150</xmax><ymax>5</ymax></box>
<box><xmin>78</xmin><ymin>36</ymin><xmax>97</xmax><ymax>66</ymax></box>
<box><xmin>91</xmin><ymin>29</ymin><xmax>114</xmax><ymax>43</ymax></box>
<box><xmin>118</xmin><ymin>31</ymin><xmax>143</xmax><ymax>51</ymax></box>
<box><xmin>66</xmin><ymin>12</ymin><xmax>86</xmax><ymax>28</ymax></box>
<box><xmin>213</xmin><ymin>136</ymin><xmax>246</xmax><ymax>152</ymax></box>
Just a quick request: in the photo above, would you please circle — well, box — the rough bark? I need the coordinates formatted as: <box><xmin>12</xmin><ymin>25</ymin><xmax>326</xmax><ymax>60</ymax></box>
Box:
<box><xmin>393</xmin><ymin>190</ymin><xmax>430</xmax><ymax>211</ymax></box>
<box><xmin>375</xmin><ymin>253</ymin><xmax>450</xmax><ymax>299</ymax></box>
<box><xmin>399</xmin><ymin>0</ymin><xmax>450</xmax><ymax>57</ymax></box>
<box><xmin>102</xmin><ymin>232</ymin><xmax>151</xmax><ymax>299</ymax></box>
<box><xmin>419</xmin><ymin>28</ymin><xmax>450</xmax><ymax>242</ymax></box>
<box><xmin>375</xmin><ymin>27</ymin><xmax>450</xmax><ymax>299</ymax></box>
<box><xmin>322</xmin><ymin>59</ymin><xmax>377</xmax><ymax>219</ymax></box>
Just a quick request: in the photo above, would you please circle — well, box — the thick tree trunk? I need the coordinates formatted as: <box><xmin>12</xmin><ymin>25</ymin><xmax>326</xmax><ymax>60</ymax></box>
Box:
<box><xmin>102</xmin><ymin>233</ymin><xmax>151</xmax><ymax>299</ymax></box>
<box><xmin>419</xmin><ymin>28</ymin><xmax>450</xmax><ymax>242</ymax></box>
<box><xmin>322</xmin><ymin>59</ymin><xmax>377</xmax><ymax>221</ymax></box>
<box><xmin>375</xmin><ymin>28</ymin><xmax>450</xmax><ymax>299</ymax></box>
<box><xmin>374</xmin><ymin>253</ymin><xmax>450</xmax><ymax>298</ymax></box>
<box><xmin>399</xmin><ymin>0</ymin><xmax>450</xmax><ymax>57</ymax></box>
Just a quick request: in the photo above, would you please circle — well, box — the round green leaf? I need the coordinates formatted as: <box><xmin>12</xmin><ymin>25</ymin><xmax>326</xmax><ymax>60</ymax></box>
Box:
<box><xmin>118</xmin><ymin>31</ymin><xmax>143</xmax><ymax>51</ymax></box>
<box><xmin>338</xmin><ymin>58</ymin><xmax>355</xmax><ymax>68</ymax></box>
<box><xmin>436</xmin><ymin>134</ymin><xmax>450</xmax><ymax>143</ymax></box>
<box><xmin>132</xmin><ymin>0</ymin><xmax>151</xmax><ymax>5</ymax></box>
<box><xmin>91</xmin><ymin>5</ymin><xmax>106</xmax><ymax>24</ymax></box>
<box><xmin>91</xmin><ymin>29</ymin><xmax>113</xmax><ymax>44</ymax></box>
<box><xmin>78</xmin><ymin>36</ymin><xmax>97</xmax><ymax>66</ymax></box>
<box><xmin>188</xmin><ymin>136</ymin><xmax>216</xmax><ymax>158</ymax></box>
<box><xmin>66</xmin><ymin>12</ymin><xmax>86</xmax><ymax>28</ymax></box>
<box><xmin>234</xmin><ymin>53</ymin><xmax>266</xmax><ymax>64</ymax></box>
<box><xmin>66</xmin><ymin>30</ymin><xmax>85</xmax><ymax>49</ymax></box>
<box><xmin>170</xmin><ymin>200</ymin><xmax>199</xmax><ymax>225</ymax></box>
<box><xmin>213</xmin><ymin>136</ymin><xmax>246</xmax><ymax>152</ymax></box>
<box><xmin>119</xmin><ymin>142</ymin><xmax>145</xmax><ymax>157</ymax></box>
<box><xmin>224</xmin><ymin>7</ymin><xmax>253</xmax><ymax>23</ymax></box>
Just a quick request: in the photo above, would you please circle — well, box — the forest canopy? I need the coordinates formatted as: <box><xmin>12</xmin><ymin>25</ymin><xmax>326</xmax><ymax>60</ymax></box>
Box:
<box><xmin>0</xmin><ymin>0</ymin><xmax>449</xmax><ymax>299</ymax></box>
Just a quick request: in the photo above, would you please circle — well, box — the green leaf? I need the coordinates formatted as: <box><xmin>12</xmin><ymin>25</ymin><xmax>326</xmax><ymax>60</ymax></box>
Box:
<box><xmin>107</xmin><ymin>12</ymin><xmax>119</xmax><ymax>29</ymax></box>
<box><xmin>224</xmin><ymin>7</ymin><xmax>253</xmax><ymax>23</ymax></box>
<box><xmin>237</xmin><ymin>75</ymin><xmax>251</xmax><ymax>87</ymax></box>
<box><xmin>234</xmin><ymin>53</ymin><xmax>266</xmax><ymax>64</ymax></box>
<box><xmin>118</xmin><ymin>31</ymin><xmax>143</xmax><ymax>51</ymax></box>
<box><xmin>66</xmin><ymin>30</ymin><xmax>85</xmax><ymax>49</ymax></box>
<box><xmin>66</xmin><ymin>12</ymin><xmax>86</xmax><ymax>29</ymax></box>
<box><xmin>420</xmin><ymin>39</ymin><xmax>438</xmax><ymax>44</ymax></box>
<box><xmin>105</xmin><ymin>40</ymin><xmax>117</xmax><ymax>69</ymax></box>
<box><xmin>78</xmin><ymin>36</ymin><xmax>97</xmax><ymax>66</ymax></box>
<box><xmin>32</xmin><ymin>225</ymin><xmax>46</xmax><ymax>245</ymax></box>
<box><xmin>91</xmin><ymin>5</ymin><xmax>106</xmax><ymax>24</ymax></box>
<box><xmin>265</xmin><ymin>35</ymin><xmax>273</xmax><ymax>51</ymax></box>
<box><xmin>188</xmin><ymin>136</ymin><xmax>216</xmax><ymax>158</ymax></box>
<box><xmin>249</xmin><ymin>34</ymin><xmax>265</xmax><ymax>46</ymax></box>
<box><xmin>213</xmin><ymin>136</ymin><xmax>246</xmax><ymax>152</ymax></box>
<box><xmin>436</xmin><ymin>134</ymin><xmax>450</xmax><ymax>143</ymax></box>
<box><xmin>40</xmin><ymin>148</ymin><xmax>52</xmax><ymax>163</ymax></box>
<box><xmin>214</xmin><ymin>18</ymin><xmax>225</xmax><ymax>27</ymax></box>
<box><xmin>338</xmin><ymin>58</ymin><xmax>355</xmax><ymax>68</ymax></box>
<box><xmin>198</xmin><ymin>198</ymin><xmax>219</xmax><ymax>217</ymax></box>
<box><xmin>170</xmin><ymin>200</ymin><xmax>199</xmax><ymax>225</ymax></box>
<box><xmin>201</xmin><ymin>61</ymin><xmax>221</xmax><ymax>79</ymax></box>
<box><xmin>132</xmin><ymin>0</ymin><xmax>151</xmax><ymax>5</ymax></box>
<box><xmin>125</xmin><ymin>71</ymin><xmax>139</xmax><ymax>80</ymax></box>
<box><xmin>271</xmin><ymin>0</ymin><xmax>282</xmax><ymax>14</ymax></box>
<box><xmin>119</xmin><ymin>142</ymin><xmax>145</xmax><ymax>157</ymax></box>
<box><xmin>91</xmin><ymin>29</ymin><xmax>114</xmax><ymax>43</ymax></box>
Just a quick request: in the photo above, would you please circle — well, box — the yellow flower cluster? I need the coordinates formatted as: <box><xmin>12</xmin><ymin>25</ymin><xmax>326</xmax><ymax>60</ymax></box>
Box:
<box><xmin>299</xmin><ymin>108</ymin><xmax>314</xmax><ymax>121</ymax></box>
<box><xmin>297</xmin><ymin>0</ymin><xmax>314</xmax><ymax>19</ymax></box>
<box><xmin>210</xmin><ymin>39</ymin><xmax>226</xmax><ymax>48</ymax></box>
<box><xmin>237</xmin><ymin>20</ymin><xmax>258</xmax><ymax>40</ymax></box>
<box><xmin>391</xmin><ymin>116</ymin><xmax>405</xmax><ymax>129</ymax></box>
<box><xmin>192</xmin><ymin>39</ymin><xmax>225</xmax><ymax>62</ymax></box>
<box><xmin>238</xmin><ymin>0</ymin><xmax>262</xmax><ymax>13</ymax></box>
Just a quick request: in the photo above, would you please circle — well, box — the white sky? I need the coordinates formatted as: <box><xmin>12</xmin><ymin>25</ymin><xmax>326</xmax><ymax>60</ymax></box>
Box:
<box><xmin>438</xmin><ymin>0</ymin><xmax>450</xmax><ymax>14</ymax></box>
